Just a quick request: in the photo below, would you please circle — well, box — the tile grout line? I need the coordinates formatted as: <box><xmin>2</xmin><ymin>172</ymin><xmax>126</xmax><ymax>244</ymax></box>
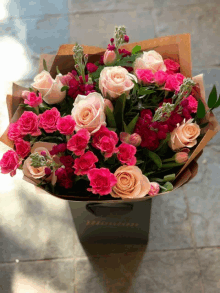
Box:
<box><xmin>183</xmin><ymin>185</ymin><xmax>205</xmax><ymax>293</ymax></box>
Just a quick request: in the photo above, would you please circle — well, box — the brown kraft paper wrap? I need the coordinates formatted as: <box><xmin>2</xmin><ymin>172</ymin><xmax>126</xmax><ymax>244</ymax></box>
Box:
<box><xmin>0</xmin><ymin>34</ymin><xmax>219</xmax><ymax>202</ymax></box>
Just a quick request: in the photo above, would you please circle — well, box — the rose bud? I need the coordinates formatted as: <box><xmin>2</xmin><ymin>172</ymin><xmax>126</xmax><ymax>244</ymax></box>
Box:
<box><xmin>129</xmin><ymin>133</ymin><xmax>142</xmax><ymax>147</ymax></box>
<box><xmin>104</xmin><ymin>99</ymin><xmax>114</xmax><ymax>113</ymax></box>
<box><xmin>41</xmin><ymin>151</ymin><xmax>47</xmax><ymax>157</ymax></box>
<box><xmin>175</xmin><ymin>152</ymin><xmax>189</xmax><ymax>163</ymax></box>
<box><xmin>45</xmin><ymin>167</ymin><xmax>52</xmax><ymax>176</ymax></box>
<box><xmin>103</xmin><ymin>50</ymin><xmax>117</xmax><ymax>66</ymax></box>
<box><xmin>120</xmin><ymin>132</ymin><xmax>131</xmax><ymax>144</ymax></box>
<box><xmin>148</xmin><ymin>182</ymin><xmax>160</xmax><ymax>196</ymax></box>
<box><xmin>124</xmin><ymin>35</ymin><xmax>129</xmax><ymax>43</ymax></box>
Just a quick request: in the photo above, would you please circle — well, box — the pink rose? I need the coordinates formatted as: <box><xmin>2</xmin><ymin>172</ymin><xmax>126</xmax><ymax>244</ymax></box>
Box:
<box><xmin>99</xmin><ymin>66</ymin><xmax>137</xmax><ymax>99</ymax></box>
<box><xmin>0</xmin><ymin>150</ymin><xmax>21</xmax><ymax>177</ymax></box>
<box><xmin>136</xmin><ymin>69</ymin><xmax>154</xmax><ymax>85</ymax></box>
<box><xmin>71</xmin><ymin>92</ymin><xmax>106</xmax><ymax>134</ymax></box>
<box><xmin>117</xmin><ymin>143</ymin><xmax>137</xmax><ymax>166</ymax></box>
<box><xmin>32</xmin><ymin>70</ymin><xmax>66</xmax><ymax>104</ymax></box>
<box><xmin>104</xmin><ymin>99</ymin><xmax>114</xmax><ymax>113</ymax></box>
<box><xmin>154</xmin><ymin>70</ymin><xmax>168</xmax><ymax>86</ymax></box>
<box><xmin>92</xmin><ymin>125</ymin><xmax>118</xmax><ymax>158</ymax></box>
<box><xmin>7</xmin><ymin>122</ymin><xmax>23</xmax><ymax>142</ymax></box>
<box><xmin>18</xmin><ymin>111</ymin><xmax>41</xmax><ymax>136</ymax></box>
<box><xmin>111</xmin><ymin>166</ymin><xmax>151</xmax><ymax>199</ymax></box>
<box><xmin>86</xmin><ymin>63</ymin><xmax>98</xmax><ymax>73</ymax></box>
<box><xmin>39</xmin><ymin>107</ymin><xmax>60</xmax><ymax>133</ymax></box>
<box><xmin>148</xmin><ymin>182</ymin><xmax>160</xmax><ymax>196</ymax></box>
<box><xmin>73</xmin><ymin>151</ymin><xmax>98</xmax><ymax>175</ymax></box>
<box><xmin>169</xmin><ymin>119</ymin><xmax>201</xmax><ymax>151</ymax></box>
<box><xmin>57</xmin><ymin>115</ymin><xmax>76</xmax><ymax>135</ymax></box>
<box><xmin>103</xmin><ymin>50</ymin><xmax>117</xmax><ymax>66</ymax></box>
<box><xmin>87</xmin><ymin>168</ymin><xmax>117</xmax><ymax>195</ymax></box>
<box><xmin>175</xmin><ymin>152</ymin><xmax>189</xmax><ymax>163</ymax></box>
<box><xmin>24</xmin><ymin>92</ymin><xmax>42</xmax><ymax>108</ymax></box>
<box><xmin>129</xmin><ymin>133</ymin><xmax>142</xmax><ymax>147</ymax></box>
<box><xmin>15</xmin><ymin>139</ymin><xmax>31</xmax><ymax>159</ymax></box>
<box><xmin>67</xmin><ymin>128</ymin><xmax>90</xmax><ymax>156</ymax></box>
<box><xmin>134</xmin><ymin>50</ymin><xmax>166</xmax><ymax>73</ymax></box>
<box><xmin>164</xmin><ymin>59</ymin><xmax>180</xmax><ymax>74</ymax></box>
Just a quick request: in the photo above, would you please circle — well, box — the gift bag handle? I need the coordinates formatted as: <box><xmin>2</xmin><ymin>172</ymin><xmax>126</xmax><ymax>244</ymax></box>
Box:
<box><xmin>86</xmin><ymin>203</ymin><xmax>133</xmax><ymax>217</ymax></box>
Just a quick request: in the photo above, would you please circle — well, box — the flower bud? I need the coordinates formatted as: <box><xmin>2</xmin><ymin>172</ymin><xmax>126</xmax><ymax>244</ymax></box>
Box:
<box><xmin>175</xmin><ymin>152</ymin><xmax>189</xmax><ymax>163</ymax></box>
<box><xmin>110</xmin><ymin>38</ymin><xmax>114</xmax><ymax>43</ymax></box>
<box><xmin>148</xmin><ymin>182</ymin><xmax>160</xmax><ymax>196</ymax></box>
<box><xmin>129</xmin><ymin>133</ymin><xmax>142</xmax><ymax>147</ymax></box>
<box><xmin>120</xmin><ymin>132</ymin><xmax>131</xmax><ymax>144</ymax></box>
<box><xmin>103</xmin><ymin>50</ymin><xmax>117</xmax><ymax>66</ymax></box>
<box><xmin>41</xmin><ymin>151</ymin><xmax>47</xmax><ymax>157</ymax></box>
<box><xmin>104</xmin><ymin>99</ymin><xmax>114</xmax><ymax>114</ymax></box>
<box><xmin>124</xmin><ymin>35</ymin><xmax>129</xmax><ymax>43</ymax></box>
<box><xmin>45</xmin><ymin>167</ymin><xmax>52</xmax><ymax>176</ymax></box>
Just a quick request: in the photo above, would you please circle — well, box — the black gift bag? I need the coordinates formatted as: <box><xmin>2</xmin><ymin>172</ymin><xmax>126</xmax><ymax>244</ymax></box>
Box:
<box><xmin>68</xmin><ymin>199</ymin><xmax>152</xmax><ymax>245</ymax></box>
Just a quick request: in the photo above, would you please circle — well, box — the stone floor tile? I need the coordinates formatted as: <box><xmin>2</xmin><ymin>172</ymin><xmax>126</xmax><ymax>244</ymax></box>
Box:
<box><xmin>198</xmin><ymin>247</ymin><xmax>220</xmax><ymax>293</ymax></box>
<box><xmin>153</xmin><ymin>0</ymin><xmax>213</xmax><ymax>8</ymax></box>
<box><xmin>0</xmin><ymin>164</ymin><xmax>77</xmax><ymax>262</ymax></box>
<box><xmin>0</xmin><ymin>259</ymin><xmax>74</xmax><ymax>293</ymax></box>
<box><xmin>67</xmin><ymin>0</ymin><xmax>154</xmax><ymax>13</ymax></box>
<box><xmin>147</xmin><ymin>189</ymin><xmax>193</xmax><ymax>251</ymax></box>
<box><xmin>69</xmin><ymin>10</ymin><xmax>155</xmax><ymax>49</ymax></box>
<box><xmin>183</xmin><ymin>147</ymin><xmax>220</xmax><ymax>247</ymax></box>
<box><xmin>4</xmin><ymin>0</ymin><xmax>68</xmax><ymax>19</ymax></box>
<box><xmin>152</xmin><ymin>2</ymin><xmax>220</xmax><ymax>68</ymax></box>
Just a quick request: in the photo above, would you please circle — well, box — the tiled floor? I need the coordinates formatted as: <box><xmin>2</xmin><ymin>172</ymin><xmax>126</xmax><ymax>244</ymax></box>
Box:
<box><xmin>1</xmin><ymin>0</ymin><xmax>220</xmax><ymax>292</ymax></box>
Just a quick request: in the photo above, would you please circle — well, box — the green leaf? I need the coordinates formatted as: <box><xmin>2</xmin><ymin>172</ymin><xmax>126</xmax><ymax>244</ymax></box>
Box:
<box><xmin>163</xmin><ymin>174</ymin><xmax>175</xmax><ymax>182</ymax></box>
<box><xmin>197</xmin><ymin>99</ymin><xmax>206</xmax><ymax>119</ymax></box>
<box><xmin>161</xmin><ymin>162</ymin><xmax>184</xmax><ymax>168</ymax></box>
<box><xmin>132</xmin><ymin>45</ymin><xmax>141</xmax><ymax>55</ymax></box>
<box><xmin>61</xmin><ymin>86</ymin><xmax>69</xmax><ymax>92</ymax></box>
<box><xmin>114</xmin><ymin>94</ymin><xmax>127</xmax><ymax>131</ymax></box>
<box><xmin>213</xmin><ymin>94</ymin><xmax>220</xmax><ymax>109</ymax></box>
<box><xmin>163</xmin><ymin>182</ymin><xmax>173</xmax><ymax>191</ymax></box>
<box><xmin>106</xmin><ymin>106</ymin><xmax>116</xmax><ymax>128</ymax></box>
<box><xmin>43</xmin><ymin>59</ymin><xmax>48</xmax><ymax>71</ymax></box>
<box><xmin>138</xmin><ymin>88</ymin><xmax>155</xmax><ymax>96</ymax></box>
<box><xmin>19</xmin><ymin>104</ymin><xmax>38</xmax><ymax>114</ymax></box>
<box><xmin>127</xmin><ymin>113</ymin><xmax>139</xmax><ymax>134</ymax></box>
<box><xmin>208</xmin><ymin>85</ymin><xmax>217</xmax><ymax>108</ymax></box>
<box><xmin>29</xmin><ymin>88</ymin><xmax>34</xmax><ymax>92</ymax></box>
<box><xmin>123</xmin><ymin>122</ymin><xmax>130</xmax><ymax>133</ymax></box>
<box><xmin>199</xmin><ymin>122</ymin><xmax>209</xmax><ymax>128</ymax></box>
<box><xmin>156</xmin><ymin>133</ymin><xmax>171</xmax><ymax>152</ymax></box>
<box><xmin>56</xmin><ymin>66</ymin><xmax>60</xmax><ymax>74</ymax></box>
<box><xmin>136</xmin><ymin>160</ymin><xmax>144</xmax><ymax>165</ymax></box>
<box><xmin>147</xmin><ymin>150</ymin><xmax>162</xmax><ymax>169</ymax></box>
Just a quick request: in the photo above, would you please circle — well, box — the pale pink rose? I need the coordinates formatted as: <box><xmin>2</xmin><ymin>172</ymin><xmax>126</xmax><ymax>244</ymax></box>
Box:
<box><xmin>99</xmin><ymin>66</ymin><xmax>137</xmax><ymax>99</ymax></box>
<box><xmin>175</xmin><ymin>152</ymin><xmax>189</xmax><ymax>163</ymax></box>
<box><xmin>71</xmin><ymin>92</ymin><xmax>106</xmax><ymax>134</ymax></box>
<box><xmin>111</xmin><ymin>165</ymin><xmax>151</xmax><ymax>199</ymax></box>
<box><xmin>129</xmin><ymin>133</ymin><xmax>142</xmax><ymax>147</ymax></box>
<box><xmin>104</xmin><ymin>99</ymin><xmax>114</xmax><ymax>113</ymax></box>
<box><xmin>169</xmin><ymin>119</ymin><xmax>201</xmax><ymax>151</ymax></box>
<box><xmin>103</xmin><ymin>50</ymin><xmax>117</xmax><ymax>66</ymax></box>
<box><xmin>32</xmin><ymin>71</ymin><xmax>66</xmax><ymax>104</ymax></box>
<box><xmin>134</xmin><ymin>50</ymin><xmax>166</xmax><ymax>74</ymax></box>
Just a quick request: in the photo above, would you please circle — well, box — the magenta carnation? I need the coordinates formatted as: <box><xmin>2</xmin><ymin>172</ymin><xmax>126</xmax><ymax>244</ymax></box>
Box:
<box><xmin>7</xmin><ymin>122</ymin><xmax>23</xmax><ymax>142</ymax></box>
<box><xmin>67</xmin><ymin>129</ymin><xmax>90</xmax><ymax>156</ymax></box>
<box><xmin>87</xmin><ymin>168</ymin><xmax>117</xmax><ymax>195</ymax></box>
<box><xmin>164</xmin><ymin>59</ymin><xmax>180</xmax><ymax>74</ymax></box>
<box><xmin>136</xmin><ymin>69</ymin><xmax>154</xmax><ymax>85</ymax></box>
<box><xmin>18</xmin><ymin>111</ymin><xmax>41</xmax><ymax>136</ymax></box>
<box><xmin>117</xmin><ymin>143</ymin><xmax>137</xmax><ymax>166</ymax></box>
<box><xmin>39</xmin><ymin>107</ymin><xmax>60</xmax><ymax>133</ymax></box>
<box><xmin>154</xmin><ymin>70</ymin><xmax>168</xmax><ymax>86</ymax></box>
<box><xmin>57</xmin><ymin>115</ymin><xmax>76</xmax><ymax>135</ymax></box>
<box><xmin>73</xmin><ymin>151</ymin><xmax>98</xmax><ymax>175</ymax></box>
<box><xmin>24</xmin><ymin>92</ymin><xmax>42</xmax><ymax>108</ymax></box>
<box><xmin>186</xmin><ymin>95</ymin><xmax>198</xmax><ymax>113</ymax></box>
<box><xmin>0</xmin><ymin>150</ymin><xmax>21</xmax><ymax>177</ymax></box>
<box><xmin>15</xmin><ymin>139</ymin><xmax>31</xmax><ymax>159</ymax></box>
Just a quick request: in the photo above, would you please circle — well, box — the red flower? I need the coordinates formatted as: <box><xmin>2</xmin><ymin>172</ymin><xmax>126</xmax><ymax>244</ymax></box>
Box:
<box><xmin>164</xmin><ymin>59</ymin><xmax>180</xmax><ymax>74</ymax></box>
<box><xmin>57</xmin><ymin>115</ymin><xmax>76</xmax><ymax>135</ymax></box>
<box><xmin>39</xmin><ymin>107</ymin><xmax>60</xmax><ymax>133</ymax></box>
<box><xmin>140</xmin><ymin>109</ymin><xmax>153</xmax><ymax>123</ymax></box>
<box><xmin>55</xmin><ymin>168</ymin><xmax>73</xmax><ymax>189</ymax></box>
<box><xmin>18</xmin><ymin>111</ymin><xmax>41</xmax><ymax>136</ymax></box>
<box><xmin>60</xmin><ymin>155</ymin><xmax>74</xmax><ymax>168</ymax></box>
<box><xmin>67</xmin><ymin>129</ymin><xmax>90</xmax><ymax>156</ymax></box>
<box><xmin>87</xmin><ymin>168</ymin><xmax>117</xmax><ymax>195</ymax></box>
<box><xmin>86</xmin><ymin>63</ymin><xmax>98</xmax><ymax>73</ymax></box>
<box><xmin>0</xmin><ymin>150</ymin><xmax>21</xmax><ymax>177</ymax></box>
<box><xmin>50</xmin><ymin>143</ymin><xmax>67</xmax><ymax>156</ymax></box>
<box><xmin>118</xmin><ymin>49</ymin><xmax>131</xmax><ymax>57</ymax></box>
<box><xmin>15</xmin><ymin>139</ymin><xmax>31</xmax><ymax>159</ymax></box>
<box><xmin>117</xmin><ymin>143</ymin><xmax>137</xmax><ymax>166</ymax></box>
<box><xmin>73</xmin><ymin>151</ymin><xmax>98</xmax><ymax>175</ymax></box>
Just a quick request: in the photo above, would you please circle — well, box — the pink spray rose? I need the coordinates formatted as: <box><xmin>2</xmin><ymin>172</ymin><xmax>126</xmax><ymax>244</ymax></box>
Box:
<box><xmin>134</xmin><ymin>50</ymin><xmax>166</xmax><ymax>73</ymax></box>
<box><xmin>0</xmin><ymin>150</ymin><xmax>21</xmax><ymax>177</ymax></box>
<box><xmin>32</xmin><ymin>71</ymin><xmax>66</xmax><ymax>104</ymax></box>
<box><xmin>7</xmin><ymin>122</ymin><xmax>23</xmax><ymax>142</ymax></box>
<box><xmin>99</xmin><ymin>66</ymin><xmax>137</xmax><ymax>99</ymax></box>
<box><xmin>67</xmin><ymin>128</ymin><xmax>90</xmax><ymax>156</ymax></box>
<box><xmin>57</xmin><ymin>115</ymin><xmax>76</xmax><ymax>135</ymax></box>
<box><xmin>71</xmin><ymin>92</ymin><xmax>106</xmax><ymax>134</ymax></box>
<box><xmin>73</xmin><ymin>151</ymin><xmax>98</xmax><ymax>175</ymax></box>
<box><xmin>154</xmin><ymin>70</ymin><xmax>168</xmax><ymax>86</ymax></box>
<box><xmin>103</xmin><ymin>50</ymin><xmax>117</xmax><ymax>66</ymax></box>
<box><xmin>148</xmin><ymin>182</ymin><xmax>160</xmax><ymax>196</ymax></box>
<box><xmin>117</xmin><ymin>143</ymin><xmax>137</xmax><ymax>166</ymax></box>
<box><xmin>39</xmin><ymin>107</ymin><xmax>60</xmax><ymax>133</ymax></box>
<box><xmin>24</xmin><ymin>92</ymin><xmax>42</xmax><ymax>108</ymax></box>
<box><xmin>18</xmin><ymin>111</ymin><xmax>41</xmax><ymax>136</ymax></box>
<box><xmin>15</xmin><ymin>138</ymin><xmax>31</xmax><ymax>159</ymax></box>
<box><xmin>136</xmin><ymin>69</ymin><xmax>154</xmax><ymax>85</ymax></box>
<box><xmin>87</xmin><ymin>168</ymin><xmax>117</xmax><ymax>195</ymax></box>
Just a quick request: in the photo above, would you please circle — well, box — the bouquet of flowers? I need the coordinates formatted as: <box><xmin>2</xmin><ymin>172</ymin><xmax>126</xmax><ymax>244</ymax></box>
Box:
<box><xmin>0</xmin><ymin>26</ymin><xmax>219</xmax><ymax>201</ymax></box>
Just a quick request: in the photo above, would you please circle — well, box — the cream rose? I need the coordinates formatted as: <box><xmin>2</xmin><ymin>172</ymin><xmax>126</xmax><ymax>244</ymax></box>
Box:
<box><xmin>169</xmin><ymin>119</ymin><xmax>201</xmax><ymax>151</ymax></box>
<box><xmin>32</xmin><ymin>71</ymin><xmax>65</xmax><ymax>104</ymax></box>
<box><xmin>71</xmin><ymin>92</ymin><xmax>106</xmax><ymax>134</ymax></box>
<box><xmin>99</xmin><ymin>66</ymin><xmax>137</xmax><ymax>99</ymax></box>
<box><xmin>134</xmin><ymin>50</ymin><xmax>166</xmax><ymax>73</ymax></box>
<box><xmin>110</xmin><ymin>165</ymin><xmax>151</xmax><ymax>199</ymax></box>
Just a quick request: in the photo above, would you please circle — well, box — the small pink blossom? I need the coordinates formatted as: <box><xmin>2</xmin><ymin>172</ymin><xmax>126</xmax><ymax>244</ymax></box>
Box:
<box><xmin>39</xmin><ymin>107</ymin><xmax>60</xmax><ymax>133</ymax></box>
<box><xmin>148</xmin><ymin>182</ymin><xmax>160</xmax><ymax>196</ymax></box>
<box><xmin>7</xmin><ymin>122</ymin><xmax>23</xmax><ymax>142</ymax></box>
<box><xmin>0</xmin><ymin>150</ymin><xmax>21</xmax><ymax>177</ymax></box>
<box><xmin>73</xmin><ymin>151</ymin><xmax>98</xmax><ymax>175</ymax></box>
<box><xmin>67</xmin><ymin>128</ymin><xmax>90</xmax><ymax>156</ymax></box>
<box><xmin>154</xmin><ymin>70</ymin><xmax>168</xmax><ymax>86</ymax></box>
<box><xmin>18</xmin><ymin>111</ymin><xmax>41</xmax><ymax>136</ymax></box>
<box><xmin>136</xmin><ymin>69</ymin><xmax>154</xmax><ymax>85</ymax></box>
<box><xmin>117</xmin><ymin>143</ymin><xmax>137</xmax><ymax>166</ymax></box>
<box><xmin>57</xmin><ymin>115</ymin><xmax>76</xmax><ymax>135</ymax></box>
<box><xmin>24</xmin><ymin>92</ymin><xmax>42</xmax><ymax>108</ymax></box>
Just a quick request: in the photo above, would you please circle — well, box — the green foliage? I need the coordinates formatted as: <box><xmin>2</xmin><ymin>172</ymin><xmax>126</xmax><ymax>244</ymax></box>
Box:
<box><xmin>163</xmin><ymin>182</ymin><xmax>173</xmax><ymax>191</ymax></box>
<box><xmin>59</xmin><ymin>95</ymin><xmax>74</xmax><ymax>116</ymax></box>
<box><xmin>105</xmin><ymin>106</ymin><xmax>117</xmax><ymax>128</ymax></box>
<box><xmin>91</xmin><ymin>65</ymin><xmax>105</xmax><ymax>80</ymax></box>
<box><xmin>127</xmin><ymin>113</ymin><xmax>139</xmax><ymax>134</ymax></box>
<box><xmin>147</xmin><ymin>150</ymin><xmax>162</xmax><ymax>169</ymax></box>
<box><xmin>114</xmin><ymin>55</ymin><xmax>136</xmax><ymax>67</ymax></box>
<box><xmin>19</xmin><ymin>104</ymin><xmax>38</xmax><ymax>114</ymax></box>
<box><xmin>61</xmin><ymin>85</ymin><xmax>69</xmax><ymax>92</ymax></box>
<box><xmin>132</xmin><ymin>45</ymin><xmax>141</xmax><ymax>55</ymax></box>
<box><xmin>56</xmin><ymin>66</ymin><xmax>60</xmax><ymax>74</ymax></box>
<box><xmin>138</xmin><ymin>87</ymin><xmax>155</xmax><ymax>96</ymax></box>
<box><xmin>197</xmin><ymin>99</ymin><xmax>206</xmax><ymax>119</ymax></box>
<box><xmin>114</xmin><ymin>94</ymin><xmax>127</xmax><ymax>131</ymax></box>
<box><xmin>43</xmin><ymin>59</ymin><xmax>48</xmax><ymax>71</ymax></box>
<box><xmin>208</xmin><ymin>85</ymin><xmax>217</xmax><ymax>108</ymax></box>
<box><xmin>163</xmin><ymin>173</ymin><xmax>175</xmax><ymax>182</ymax></box>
